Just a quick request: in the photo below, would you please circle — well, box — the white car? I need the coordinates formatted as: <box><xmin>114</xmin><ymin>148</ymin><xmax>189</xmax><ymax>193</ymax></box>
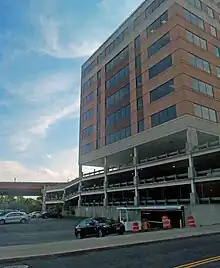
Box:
<box><xmin>28</xmin><ymin>211</ymin><xmax>41</xmax><ymax>218</ymax></box>
<box><xmin>0</xmin><ymin>211</ymin><xmax>29</xmax><ymax>224</ymax></box>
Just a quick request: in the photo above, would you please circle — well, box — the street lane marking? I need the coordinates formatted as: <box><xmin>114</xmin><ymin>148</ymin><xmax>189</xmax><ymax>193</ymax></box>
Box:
<box><xmin>175</xmin><ymin>255</ymin><xmax>220</xmax><ymax>268</ymax></box>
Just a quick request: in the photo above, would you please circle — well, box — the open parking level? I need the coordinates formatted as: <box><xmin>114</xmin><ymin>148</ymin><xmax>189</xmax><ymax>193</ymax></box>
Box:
<box><xmin>0</xmin><ymin>218</ymin><xmax>77</xmax><ymax>247</ymax></box>
<box><xmin>1</xmin><ymin>232</ymin><xmax>220</xmax><ymax>268</ymax></box>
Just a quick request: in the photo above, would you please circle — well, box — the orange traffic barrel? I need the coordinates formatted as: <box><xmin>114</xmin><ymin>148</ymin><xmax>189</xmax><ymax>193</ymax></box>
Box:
<box><xmin>132</xmin><ymin>222</ymin><xmax>139</xmax><ymax>233</ymax></box>
<box><xmin>188</xmin><ymin>216</ymin><xmax>196</xmax><ymax>228</ymax></box>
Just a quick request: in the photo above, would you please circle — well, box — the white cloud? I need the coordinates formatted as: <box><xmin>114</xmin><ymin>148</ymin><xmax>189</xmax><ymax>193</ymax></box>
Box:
<box><xmin>0</xmin><ymin>147</ymin><xmax>101</xmax><ymax>183</ymax></box>
<box><xmin>7</xmin><ymin>70</ymin><xmax>80</xmax><ymax>152</ymax></box>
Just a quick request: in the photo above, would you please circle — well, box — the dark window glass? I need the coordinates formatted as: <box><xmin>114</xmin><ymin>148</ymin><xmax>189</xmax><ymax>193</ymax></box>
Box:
<box><xmin>138</xmin><ymin>120</ymin><xmax>144</xmax><ymax>132</ymax></box>
<box><xmin>151</xmin><ymin>105</ymin><xmax>177</xmax><ymax>127</ymax></box>
<box><xmin>148</xmin><ymin>33</ymin><xmax>170</xmax><ymax>57</ymax></box>
<box><xmin>149</xmin><ymin>55</ymin><xmax>172</xmax><ymax>79</ymax></box>
<box><xmin>106</xmin><ymin>126</ymin><xmax>131</xmax><ymax>145</ymax></box>
<box><xmin>137</xmin><ymin>97</ymin><xmax>143</xmax><ymax>111</ymax></box>
<box><xmin>82</xmin><ymin>125</ymin><xmax>94</xmax><ymax>138</ymax></box>
<box><xmin>106</xmin><ymin>105</ymin><xmax>130</xmax><ymax>127</ymax></box>
<box><xmin>145</xmin><ymin>0</ymin><xmax>166</xmax><ymax>17</ymax></box>
<box><xmin>82</xmin><ymin>143</ymin><xmax>93</xmax><ymax>154</ymax></box>
<box><xmin>135</xmin><ymin>35</ymin><xmax>141</xmax><ymax>51</ymax></box>
<box><xmin>150</xmin><ymin>79</ymin><xmax>174</xmax><ymax>102</ymax></box>
<box><xmin>83</xmin><ymin>108</ymin><xmax>93</xmax><ymax>121</ymax></box>
<box><xmin>136</xmin><ymin>75</ymin><xmax>142</xmax><ymax>88</ymax></box>
<box><xmin>184</xmin><ymin>9</ymin><xmax>204</xmax><ymax>30</ymax></box>
<box><xmin>135</xmin><ymin>55</ymin><xmax>141</xmax><ymax>69</ymax></box>
<box><xmin>83</xmin><ymin>92</ymin><xmax>94</xmax><ymax>106</ymax></box>
<box><xmin>105</xmin><ymin>84</ymin><xmax>130</xmax><ymax>108</ymax></box>
<box><xmin>214</xmin><ymin>46</ymin><xmax>220</xmax><ymax>58</ymax></box>
<box><xmin>106</xmin><ymin>65</ymin><xmax>129</xmax><ymax>90</ymax></box>
<box><xmin>105</xmin><ymin>46</ymin><xmax>129</xmax><ymax>72</ymax></box>
<box><xmin>97</xmin><ymin>70</ymin><xmax>101</xmax><ymax>80</ymax></box>
<box><xmin>146</xmin><ymin>11</ymin><xmax>168</xmax><ymax>37</ymax></box>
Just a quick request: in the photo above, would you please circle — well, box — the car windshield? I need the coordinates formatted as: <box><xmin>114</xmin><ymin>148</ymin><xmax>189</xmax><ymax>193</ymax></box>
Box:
<box><xmin>0</xmin><ymin>211</ymin><xmax>7</xmax><ymax>216</ymax></box>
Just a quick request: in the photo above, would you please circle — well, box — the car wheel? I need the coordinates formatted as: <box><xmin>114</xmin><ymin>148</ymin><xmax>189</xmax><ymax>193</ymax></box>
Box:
<box><xmin>0</xmin><ymin>219</ymin><xmax>5</xmax><ymax>225</ymax></box>
<box><xmin>76</xmin><ymin>232</ymin><xmax>82</xmax><ymax>239</ymax></box>
<box><xmin>20</xmin><ymin>218</ymin><xmax>27</xmax><ymax>224</ymax></box>
<box><xmin>117</xmin><ymin>231</ymin><xmax>124</xmax><ymax>235</ymax></box>
<box><xmin>98</xmin><ymin>228</ymin><xmax>104</xmax><ymax>237</ymax></box>
<box><xmin>32</xmin><ymin>215</ymin><xmax>36</xmax><ymax>218</ymax></box>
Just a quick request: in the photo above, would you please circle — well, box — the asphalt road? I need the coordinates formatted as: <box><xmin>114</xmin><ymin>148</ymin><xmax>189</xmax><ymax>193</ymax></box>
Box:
<box><xmin>0</xmin><ymin>218</ymin><xmax>77</xmax><ymax>247</ymax></box>
<box><xmin>2</xmin><ymin>234</ymin><xmax>220</xmax><ymax>268</ymax></box>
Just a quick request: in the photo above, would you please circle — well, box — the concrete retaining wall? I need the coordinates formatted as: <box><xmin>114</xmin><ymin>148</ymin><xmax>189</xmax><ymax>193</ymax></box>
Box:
<box><xmin>188</xmin><ymin>204</ymin><xmax>220</xmax><ymax>226</ymax></box>
<box><xmin>75</xmin><ymin>204</ymin><xmax>220</xmax><ymax>227</ymax></box>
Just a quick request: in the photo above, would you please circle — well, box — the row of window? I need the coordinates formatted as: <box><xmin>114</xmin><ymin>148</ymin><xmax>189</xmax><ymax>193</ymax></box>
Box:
<box><xmin>194</xmin><ymin>104</ymin><xmax>217</xmax><ymax>122</ymax></box>
<box><xmin>150</xmin><ymin>79</ymin><xmax>174</xmax><ymax>103</ymax></box>
<box><xmin>190</xmin><ymin>53</ymin><xmax>210</xmax><ymax>73</ymax></box>
<box><xmin>105</xmin><ymin>46</ymin><xmax>129</xmax><ymax>73</ymax></box>
<box><xmin>186</xmin><ymin>30</ymin><xmax>207</xmax><ymax>50</ymax></box>
<box><xmin>191</xmin><ymin>77</ymin><xmax>213</xmax><ymax>97</ymax></box>
<box><xmin>146</xmin><ymin>11</ymin><xmax>168</xmax><ymax>37</ymax></box>
<box><xmin>148</xmin><ymin>33</ymin><xmax>170</xmax><ymax>58</ymax></box>
<box><xmin>106</xmin><ymin>105</ymin><xmax>130</xmax><ymax>126</ymax></box>
<box><xmin>149</xmin><ymin>55</ymin><xmax>172</xmax><ymax>80</ymax></box>
<box><xmin>106</xmin><ymin>65</ymin><xmax>129</xmax><ymax>90</ymax></box>
<box><xmin>151</xmin><ymin>105</ymin><xmax>177</xmax><ymax>127</ymax></box>
<box><xmin>83</xmin><ymin>108</ymin><xmax>93</xmax><ymax>121</ymax></box>
<box><xmin>188</xmin><ymin>0</ymin><xmax>214</xmax><ymax>19</ymax></box>
<box><xmin>105</xmin><ymin>84</ymin><xmax>130</xmax><ymax>108</ymax></box>
<box><xmin>145</xmin><ymin>0</ymin><xmax>166</xmax><ymax>18</ymax></box>
<box><xmin>83</xmin><ymin>91</ymin><xmax>94</xmax><ymax>106</ymax></box>
<box><xmin>184</xmin><ymin>9</ymin><xmax>217</xmax><ymax>38</ymax></box>
<box><xmin>82</xmin><ymin>125</ymin><xmax>94</xmax><ymax>138</ymax></box>
<box><xmin>82</xmin><ymin>142</ymin><xmax>93</xmax><ymax>154</ymax></box>
<box><xmin>106</xmin><ymin>126</ymin><xmax>131</xmax><ymax>145</ymax></box>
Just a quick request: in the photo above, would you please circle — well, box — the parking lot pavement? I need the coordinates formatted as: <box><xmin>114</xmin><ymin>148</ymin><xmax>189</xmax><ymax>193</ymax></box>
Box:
<box><xmin>1</xmin><ymin>235</ymin><xmax>220</xmax><ymax>268</ymax></box>
<box><xmin>0</xmin><ymin>218</ymin><xmax>78</xmax><ymax>247</ymax></box>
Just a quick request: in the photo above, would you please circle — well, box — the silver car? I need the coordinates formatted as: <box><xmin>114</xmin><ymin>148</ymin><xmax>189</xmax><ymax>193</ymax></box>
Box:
<box><xmin>0</xmin><ymin>211</ymin><xmax>29</xmax><ymax>224</ymax></box>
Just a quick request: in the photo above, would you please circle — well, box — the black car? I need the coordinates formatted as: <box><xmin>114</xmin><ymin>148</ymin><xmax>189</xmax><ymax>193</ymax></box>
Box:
<box><xmin>74</xmin><ymin>217</ymin><xmax>125</xmax><ymax>239</ymax></box>
<box><xmin>40</xmin><ymin>211</ymin><xmax>62</xmax><ymax>219</ymax></box>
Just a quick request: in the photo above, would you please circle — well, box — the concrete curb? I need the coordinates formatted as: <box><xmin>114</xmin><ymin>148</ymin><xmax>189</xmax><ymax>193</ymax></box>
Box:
<box><xmin>1</xmin><ymin>231</ymin><xmax>220</xmax><ymax>264</ymax></box>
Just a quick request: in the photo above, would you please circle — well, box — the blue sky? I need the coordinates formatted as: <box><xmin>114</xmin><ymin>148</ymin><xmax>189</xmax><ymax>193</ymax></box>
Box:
<box><xmin>0</xmin><ymin>0</ymin><xmax>143</xmax><ymax>182</ymax></box>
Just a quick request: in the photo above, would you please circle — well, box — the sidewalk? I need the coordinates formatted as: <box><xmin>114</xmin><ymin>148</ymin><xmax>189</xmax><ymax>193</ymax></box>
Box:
<box><xmin>1</xmin><ymin>226</ymin><xmax>220</xmax><ymax>263</ymax></box>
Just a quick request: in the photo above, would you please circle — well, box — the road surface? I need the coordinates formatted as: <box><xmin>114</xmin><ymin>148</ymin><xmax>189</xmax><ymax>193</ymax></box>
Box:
<box><xmin>2</xmin><ymin>234</ymin><xmax>220</xmax><ymax>268</ymax></box>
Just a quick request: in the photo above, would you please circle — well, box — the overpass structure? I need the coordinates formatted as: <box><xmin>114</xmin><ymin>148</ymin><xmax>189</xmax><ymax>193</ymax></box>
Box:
<box><xmin>0</xmin><ymin>181</ymin><xmax>67</xmax><ymax>197</ymax></box>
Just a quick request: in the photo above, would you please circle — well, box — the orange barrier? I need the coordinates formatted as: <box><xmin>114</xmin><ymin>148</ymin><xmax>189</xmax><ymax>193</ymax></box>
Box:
<box><xmin>162</xmin><ymin>215</ymin><xmax>171</xmax><ymax>229</ymax></box>
<box><xmin>188</xmin><ymin>215</ymin><xmax>196</xmax><ymax>228</ymax></box>
<box><xmin>142</xmin><ymin>221</ymin><xmax>150</xmax><ymax>232</ymax></box>
<box><xmin>132</xmin><ymin>222</ymin><xmax>139</xmax><ymax>233</ymax></box>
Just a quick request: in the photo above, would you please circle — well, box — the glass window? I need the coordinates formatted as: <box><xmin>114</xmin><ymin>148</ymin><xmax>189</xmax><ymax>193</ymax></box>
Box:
<box><xmin>135</xmin><ymin>35</ymin><xmax>141</xmax><ymax>51</ymax></box>
<box><xmin>190</xmin><ymin>54</ymin><xmax>210</xmax><ymax>73</ymax></box>
<box><xmin>97</xmin><ymin>70</ymin><xmax>101</xmax><ymax>80</ymax></box>
<box><xmin>149</xmin><ymin>55</ymin><xmax>172</xmax><ymax>79</ymax></box>
<box><xmin>145</xmin><ymin>0</ymin><xmax>166</xmax><ymax>17</ymax></box>
<box><xmin>186</xmin><ymin>31</ymin><xmax>207</xmax><ymax>50</ymax></box>
<box><xmin>106</xmin><ymin>65</ymin><xmax>129</xmax><ymax>90</ymax></box>
<box><xmin>82</xmin><ymin>143</ymin><xmax>93</xmax><ymax>154</ymax></box>
<box><xmin>151</xmin><ymin>105</ymin><xmax>177</xmax><ymax>127</ymax></box>
<box><xmin>214</xmin><ymin>46</ymin><xmax>220</xmax><ymax>58</ymax></box>
<box><xmin>137</xmin><ymin>97</ymin><xmax>143</xmax><ymax>111</ymax></box>
<box><xmin>105</xmin><ymin>84</ymin><xmax>130</xmax><ymax>108</ymax></box>
<box><xmin>105</xmin><ymin>47</ymin><xmax>129</xmax><ymax>73</ymax></box>
<box><xmin>106</xmin><ymin>126</ymin><xmax>131</xmax><ymax>145</ymax></box>
<box><xmin>194</xmin><ymin>104</ymin><xmax>217</xmax><ymax>122</ymax></box>
<box><xmin>146</xmin><ymin>11</ymin><xmax>168</xmax><ymax>37</ymax></box>
<box><xmin>138</xmin><ymin>120</ymin><xmax>144</xmax><ymax>132</ymax></box>
<box><xmin>150</xmin><ymin>79</ymin><xmax>174</xmax><ymax>102</ymax></box>
<box><xmin>210</xmin><ymin>26</ymin><xmax>217</xmax><ymax>37</ymax></box>
<box><xmin>148</xmin><ymin>33</ymin><xmax>170</xmax><ymax>57</ymax></box>
<box><xmin>216</xmin><ymin>67</ymin><xmax>220</xmax><ymax>77</ymax></box>
<box><xmin>136</xmin><ymin>75</ymin><xmax>142</xmax><ymax>88</ymax></box>
<box><xmin>191</xmin><ymin>78</ymin><xmax>213</xmax><ymax>97</ymax></box>
<box><xmin>207</xmin><ymin>7</ymin><xmax>214</xmax><ymax>18</ymax></box>
<box><xmin>184</xmin><ymin>9</ymin><xmax>204</xmax><ymax>30</ymax></box>
<box><xmin>135</xmin><ymin>55</ymin><xmax>141</xmax><ymax>69</ymax></box>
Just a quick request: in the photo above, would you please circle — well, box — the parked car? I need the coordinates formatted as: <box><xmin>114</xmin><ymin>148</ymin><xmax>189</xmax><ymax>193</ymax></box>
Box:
<box><xmin>74</xmin><ymin>217</ymin><xmax>125</xmax><ymax>239</ymax></box>
<box><xmin>0</xmin><ymin>211</ymin><xmax>29</xmax><ymax>224</ymax></box>
<box><xmin>28</xmin><ymin>211</ymin><xmax>41</xmax><ymax>218</ymax></box>
<box><xmin>40</xmin><ymin>211</ymin><xmax>62</xmax><ymax>219</ymax></box>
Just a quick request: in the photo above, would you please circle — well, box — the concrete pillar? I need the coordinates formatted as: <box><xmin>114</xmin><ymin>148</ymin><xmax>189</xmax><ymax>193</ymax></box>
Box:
<box><xmin>103</xmin><ymin>157</ymin><xmax>108</xmax><ymax>207</ymax></box>
<box><xmin>186</xmin><ymin>128</ymin><xmax>198</xmax><ymax>205</ymax></box>
<box><xmin>186</xmin><ymin>127</ymin><xmax>198</xmax><ymax>152</ymax></box>
<box><xmin>78</xmin><ymin>165</ymin><xmax>83</xmax><ymax>207</ymax></box>
<box><xmin>133</xmin><ymin>147</ymin><xmax>139</xmax><ymax>206</ymax></box>
<box><xmin>41</xmin><ymin>185</ymin><xmax>46</xmax><ymax>212</ymax></box>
